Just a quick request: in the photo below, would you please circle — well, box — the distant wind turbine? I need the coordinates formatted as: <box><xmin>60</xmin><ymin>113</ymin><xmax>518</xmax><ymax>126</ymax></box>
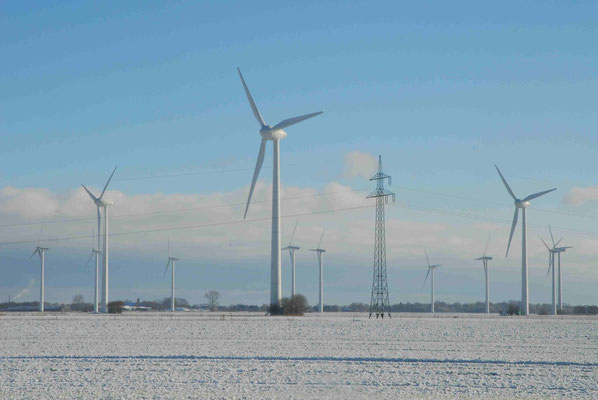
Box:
<box><xmin>310</xmin><ymin>230</ymin><xmax>326</xmax><ymax>313</ymax></box>
<box><xmin>82</xmin><ymin>166</ymin><xmax>117</xmax><ymax>313</ymax></box>
<box><xmin>495</xmin><ymin>165</ymin><xmax>556</xmax><ymax>315</ymax></box>
<box><xmin>162</xmin><ymin>240</ymin><xmax>180</xmax><ymax>313</ymax></box>
<box><xmin>238</xmin><ymin>67</ymin><xmax>323</xmax><ymax>306</ymax></box>
<box><xmin>423</xmin><ymin>250</ymin><xmax>441</xmax><ymax>314</ymax></box>
<box><xmin>84</xmin><ymin>228</ymin><xmax>101</xmax><ymax>313</ymax></box>
<box><xmin>541</xmin><ymin>226</ymin><xmax>563</xmax><ymax>315</ymax></box>
<box><xmin>474</xmin><ymin>235</ymin><xmax>493</xmax><ymax>314</ymax></box>
<box><xmin>282</xmin><ymin>220</ymin><xmax>300</xmax><ymax>298</ymax></box>
<box><xmin>30</xmin><ymin>244</ymin><xmax>49</xmax><ymax>313</ymax></box>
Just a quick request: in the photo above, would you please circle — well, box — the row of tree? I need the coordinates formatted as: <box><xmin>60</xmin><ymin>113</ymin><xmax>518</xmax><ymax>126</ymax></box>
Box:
<box><xmin>2</xmin><ymin>295</ymin><xmax>597</xmax><ymax>315</ymax></box>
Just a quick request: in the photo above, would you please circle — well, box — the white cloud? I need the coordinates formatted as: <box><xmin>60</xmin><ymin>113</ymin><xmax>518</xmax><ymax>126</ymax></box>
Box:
<box><xmin>343</xmin><ymin>151</ymin><xmax>377</xmax><ymax>179</ymax></box>
<box><xmin>562</xmin><ymin>186</ymin><xmax>598</xmax><ymax>206</ymax></box>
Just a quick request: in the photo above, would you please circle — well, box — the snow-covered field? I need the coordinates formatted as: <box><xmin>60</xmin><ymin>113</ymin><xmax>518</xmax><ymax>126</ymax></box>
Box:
<box><xmin>1</xmin><ymin>312</ymin><xmax>597</xmax><ymax>399</ymax></box>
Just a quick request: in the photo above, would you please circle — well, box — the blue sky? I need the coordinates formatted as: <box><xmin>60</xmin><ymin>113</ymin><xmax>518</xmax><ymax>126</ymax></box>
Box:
<box><xmin>1</xmin><ymin>1</ymin><xmax>598</xmax><ymax>307</ymax></box>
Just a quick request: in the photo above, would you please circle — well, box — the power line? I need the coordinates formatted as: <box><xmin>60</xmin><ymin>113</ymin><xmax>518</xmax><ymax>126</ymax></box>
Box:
<box><xmin>0</xmin><ymin>204</ymin><xmax>375</xmax><ymax>247</ymax></box>
<box><xmin>0</xmin><ymin>186</ymin><xmax>370</xmax><ymax>229</ymax></box>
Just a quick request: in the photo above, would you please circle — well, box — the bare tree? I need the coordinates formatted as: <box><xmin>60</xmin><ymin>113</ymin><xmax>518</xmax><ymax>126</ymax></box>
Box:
<box><xmin>72</xmin><ymin>294</ymin><xmax>84</xmax><ymax>304</ymax></box>
<box><xmin>205</xmin><ymin>291</ymin><xmax>220</xmax><ymax>312</ymax></box>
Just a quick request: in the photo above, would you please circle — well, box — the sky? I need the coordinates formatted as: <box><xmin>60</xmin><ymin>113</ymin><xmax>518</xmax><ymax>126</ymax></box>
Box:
<box><xmin>1</xmin><ymin>1</ymin><xmax>598</xmax><ymax>307</ymax></box>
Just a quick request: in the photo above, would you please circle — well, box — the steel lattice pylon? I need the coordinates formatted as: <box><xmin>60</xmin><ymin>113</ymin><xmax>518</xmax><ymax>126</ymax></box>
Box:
<box><xmin>367</xmin><ymin>155</ymin><xmax>395</xmax><ymax>319</ymax></box>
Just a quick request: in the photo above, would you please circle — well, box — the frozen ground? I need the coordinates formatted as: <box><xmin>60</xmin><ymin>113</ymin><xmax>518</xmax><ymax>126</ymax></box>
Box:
<box><xmin>1</xmin><ymin>312</ymin><xmax>597</xmax><ymax>399</ymax></box>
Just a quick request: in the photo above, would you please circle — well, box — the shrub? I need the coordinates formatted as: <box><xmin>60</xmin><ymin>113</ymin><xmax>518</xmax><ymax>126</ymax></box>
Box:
<box><xmin>108</xmin><ymin>301</ymin><xmax>124</xmax><ymax>314</ymax></box>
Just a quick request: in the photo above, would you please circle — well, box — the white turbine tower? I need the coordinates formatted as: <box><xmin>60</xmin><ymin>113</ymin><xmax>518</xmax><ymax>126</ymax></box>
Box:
<box><xmin>310</xmin><ymin>230</ymin><xmax>326</xmax><ymax>313</ymax></box>
<box><xmin>84</xmin><ymin>228</ymin><xmax>101</xmax><ymax>313</ymax></box>
<box><xmin>237</xmin><ymin>67</ymin><xmax>322</xmax><ymax>306</ymax></box>
<box><xmin>495</xmin><ymin>165</ymin><xmax>556</xmax><ymax>315</ymax></box>
<box><xmin>162</xmin><ymin>240</ymin><xmax>179</xmax><ymax>313</ymax></box>
<box><xmin>30</xmin><ymin>245</ymin><xmax>49</xmax><ymax>313</ymax></box>
<box><xmin>82</xmin><ymin>166</ymin><xmax>117</xmax><ymax>313</ymax></box>
<box><xmin>282</xmin><ymin>220</ymin><xmax>300</xmax><ymax>298</ymax></box>
<box><xmin>423</xmin><ymin>250</ymin><xmax>441</xmax><ymax>314</ymax></box>
<box><xmin>474</xmin><ymin>235</ymin><xmax>493</xmax><ymax>314</ymax></box>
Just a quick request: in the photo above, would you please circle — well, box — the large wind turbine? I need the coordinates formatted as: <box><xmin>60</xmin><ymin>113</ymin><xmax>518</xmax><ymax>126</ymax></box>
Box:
<box><xmin>238</xmin><ymin>68</ymin><xmax>323</xmax><ymax>306</ymax></box>
<box><xmin>495</xmin><ymin>165</ymin><xmax>556</xmax><ymax>315</ymax></box>
<box><xmin>310</xmin><ymin>230</ymin><xmax>326</xmax><ymax>313</ymax></box>
<box><xmin>475</xmin><ymin>235</ymin><xmax>493</xmax><ymax>314</ymax></box>
<box><xmin>162</xmin><ymin>240</ymin><xmax>179</xmax><ymax>313</ymax></box>
<box><xmin>30</xmin><ymin>245</ymin><xmax>49</xmax><ymax>312</ymax></box>
<box><xmin>82</xmin><ymin>166</ymin><xmax>117</xmax><ymax>313</ymax></box>
<box><xmin>282</xmin><ymin>220</ymin><xmax>300</xmax><ymax>298</ymax></box>
<box><xmin>84</xmin><ymin>228</ymin><xmax>101</xmax><ymax>313</ymax></box>
<box><xmin>423</xmin><ymin>250</ymin><xmax>441</xmax><ymax>314</ymax></box>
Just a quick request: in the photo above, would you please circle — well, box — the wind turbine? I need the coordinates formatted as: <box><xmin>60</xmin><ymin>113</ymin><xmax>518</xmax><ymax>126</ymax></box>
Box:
<box><xmin>162</xmin><ymin>240</ymin><xmax>179</xmax><ymax>312</ymax></box>
<box><xmin>82</xmin><ymin>166</ymin><xmax>117</xmax><ymax>313</ymax></box>
<box><xmin>238</xmin><ymin>68</ymin><xmax>323</xmax><ymax>306</ymax></box>
<box><xmin>282</xmin><ymin>220</ymin><xmax>300</xmax><ymax>298</ymax></box>
<box><xmin>474</xmin><ymin>235</ymin><xmax>493</xmax><ymax>314</ymax></box>
<box><xmin>30</xmin><ymin>244</ymin><xmax>49</xmax><ymax>313</ymax></box>
<box><xmin>84</xmin><ymin>228</ymin><xmax>101</xmax><ymax>313</ymax></box>
<box><xmin>550</xmin><ymin>227</ymin><xmax>573</xmax><ymax>312</ymax></box>
<box><xmin>541</xmin><ymin>226</ymin><xmax>563</xmax><ymax>315</ymax></box>
<box><xmin>310</xmin><ymin>230</ymin><xmax>326</xmax><ymax>313</ymax></box>
<box><xmin>423</xmin><ymin>250</ymin><xmax>441</xmax><ymax>314</ymax></box>
<box><xmin>495</xmin><ymin>165</ymin><xmax>556</xmax><ymax>315</ymax></box>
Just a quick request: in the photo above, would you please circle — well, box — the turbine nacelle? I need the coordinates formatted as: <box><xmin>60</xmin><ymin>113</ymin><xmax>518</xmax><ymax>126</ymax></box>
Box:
<box><xmin>515</xmin><ymin>199</ymin><xmax>530</xmax><ymax>208</ymax></box>
<box><xmin>260</xmin><ymin>126</ymin><xmax>287</xmax><ymax>141</ymax></box>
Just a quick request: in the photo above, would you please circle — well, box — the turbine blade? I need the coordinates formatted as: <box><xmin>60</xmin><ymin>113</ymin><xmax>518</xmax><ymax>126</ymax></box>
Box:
<box><xmin>168</xmin><ymin>239</ymin><xmax>170</xmax><ymax>258</ymax></box>
<box><xmin>522</xmin><ymin>188</ymin><xmax>556</xmax><ymax>202</ymax></box>
<box><xmin>423</xmin><ymin>267</ymin><xmax>430</xmax><ymax>287</ymax></box>
<box><xmin>546</xmin><ymin>253</ymin><xmax>553</xmax><ymax>277</ymax></box>
<box><xmin>243</xmin><ymin>139</ymin><xmax>267</xmax><ymax>219</ymax></box>
<box><xmin>549</xmin><ymin>225</ymin><xmax>555</xmax><ymax>246</ymax></box>
<box><xmin>162</xmin><ymin>260</ymin><xmax>171</xmax><ymax>279</ymax></box>
<box><xmin>82</xmin><ymin>185</ymin><xmax>98</xmax><ymax>201</ymax></box>
<box><xmin>317</xmin><ymin>230</ymin><xmax>325</xmax><ymax>249</ymax></box>
<box><xmin>99</xmin><ymin>166</ymin><xmax>117</xmax><ymax>200</ymax></box>
<box><xmin>553</xmin><ymin>238</ymin><xmax>563</xmax><ymax>248</ymax></box>
<box><xmin>506</xmin><ymin>207</ymin><xmax>519</xmax><ymax>257</ymax></box>
<box><xmin>483</xmin><ymin>234</ymin><xmax>491</xmax><ymax>257</ymax></box>
<box><xmin>237</xmin><ymin>68</ymin><xmax>266</xmax><ymax>127</ymax></box>
<box><xmin>289</xmin><ymin>219</ymin><xmax>299</xmax><ymax>246</ymax></box>
<box><xmin>541</xmin><ymin>238</ymin><xmax>551</xmax><ymax>251</ymax></box>
<box><xmin>29</xmin><ymin>249</ymin><xmax>38</xmax><ymax>260</ymax></box>
<box><xmin>85</xmin><ymin>251</ymin><xmax>94</xmax><ymax>268</ymax></box>
<box><xmin>425</xmin><ymin>249</ymin><xmax>430</xmax><ymax>267</ymax></box>
<box><xmin>272</xmin><ymin>111</ymin><xmax>323</xmax><ymax>131</ymax></box>
<box><xmin>495</xmin><ymin>165</ymin><xmax>516</xmax><ymax>200</ymax></box>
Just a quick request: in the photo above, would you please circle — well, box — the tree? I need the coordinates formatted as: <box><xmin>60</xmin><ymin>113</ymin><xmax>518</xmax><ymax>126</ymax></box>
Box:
<box><xmin>108</xmin><ymin>301</ymin><xmax>124</xmax><ymax>314</ymax></box>
<box><xmin>72</xmin><ymin>294</ymin><xmax>84</xmax><ymax>304</ymax></box>
<box><xmin>284</xmin><ymin>294</ymin><xmax>309</xmax><ymax>315</ymax></box>
<box><xmin>205</xmin><ymin>291</ymin><xmax>220</xmax><ymax>312</ymax></box>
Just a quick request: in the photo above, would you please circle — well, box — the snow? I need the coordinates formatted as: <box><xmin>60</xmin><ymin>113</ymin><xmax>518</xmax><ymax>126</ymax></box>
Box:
<box><xmin>1</xmin><ymin>312</ymin><xmax>597</xmax><ymax>399</ymax></box>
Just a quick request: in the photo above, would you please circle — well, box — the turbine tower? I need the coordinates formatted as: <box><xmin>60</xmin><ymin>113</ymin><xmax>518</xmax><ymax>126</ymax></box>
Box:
<box><xmin>238</xmin><ymin>68</ymin><xmax>322</xmax><ymax>306</ymax></box>
<box><xmin>82</xmin><ymin>166</ymin><xmax>117</xmax><ymax>313</ymax></box>
<box><xmin>495</xmin><ymin>165</ymin><xmax>556</xmax><ymax>315</ymax></box>
<box><xmin>423</xmin><ymin>250</ymin><xmax>441</xmax><ymax>314</ymax></box>
<box><xmin>84</xmin><ymin>228</ymin><xmax>101</xmax><ymax>313</ymax></box>
<box><xmin>554</xmin><ymin>239</ymin><xmax>572</xmax><ymax>312</ymax></box>
<box><xmin>367</xmin><ymin>155</ymin><xmax>395</xmax><ymax>319</ymax></box>
<box><xmin>30</xmin><ymin>245</ymin><xmax>49</xmax><ymax>313</ymax></box>
<box><xmin>310</xmin><ymin>230</ymin><xmax>326</xmax><ymax>313</ymax></box>
<box><xmin>282</xmin><ymin>220</ymin><xmax>300</xmax><ymax>298</ymax></box>
<box><xmin>474</xmin><ymin>235</ymin><xmax>493</xmax><ymax>314</ymax></box>
<box><xmin>162</xmin><ymin>240</ymin><xmax>179</xmax><ymax>313</ymax></box>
